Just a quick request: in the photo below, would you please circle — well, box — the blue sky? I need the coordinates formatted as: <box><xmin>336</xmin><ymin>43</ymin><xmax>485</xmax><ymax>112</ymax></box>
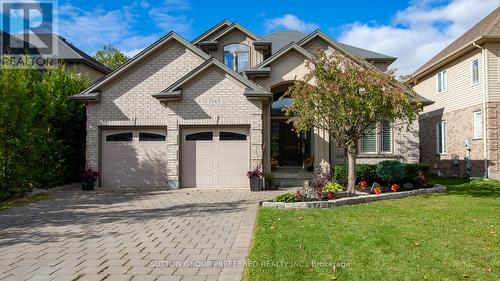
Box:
<box><xmin>2</xmin><ymin>0</ymin><xmax>500</xmax><ymax>75</ymax></box>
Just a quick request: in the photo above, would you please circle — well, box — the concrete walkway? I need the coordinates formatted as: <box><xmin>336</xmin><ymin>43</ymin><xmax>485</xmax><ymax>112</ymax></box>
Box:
<box><xmin>0</xmin><ymin>186</ymin><xmax>284</xmax><ymax>281</ymax></box>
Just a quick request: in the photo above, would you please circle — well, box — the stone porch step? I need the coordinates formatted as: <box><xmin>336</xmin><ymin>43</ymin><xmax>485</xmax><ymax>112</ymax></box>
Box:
<box><xmin>269</xmin><ymin>167</ymin><xmax>313</xmax><ymax>187</ymax></box>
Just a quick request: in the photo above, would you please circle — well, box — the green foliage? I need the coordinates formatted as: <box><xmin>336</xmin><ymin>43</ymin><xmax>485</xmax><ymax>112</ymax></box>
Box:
<box><xmin>333</xmin><ymin>165</ymin><xmax>348</xmax><ymax>187</ymax></box>
<box><xmin>404</xmin><ymin>164</ymin><xmax>430</xmax><ymax>181</ymax></box>
<box><xmin>334</xmin><ymin>164</ymin><xmax>379</xmax><ymax>185</ymax></box>
<box><xmin>356</xmin><ymin>164</ymin><xmax>377</xmax><ymax>183</ymax></box>
<box><xmin>322</xmin><ymin>182</ymin><xmax>343</xmax><ymax>192</ymax></box>
<box><xmin>0</xmin><ymin>63</ymin><xmax>89</xmax><ymax>200</ymax></box>
<box><xmin>376</xmin><ymin>160</ymin><xmax>406</xmax><ymax>183</ymax></box>
<box><xmin>94</xmin><ymin>44</ymin><xmax>128</xmax><ymax>70</ymax></box>
<box><xmin>274</xmin><ymin>192</ymin><xmax>299</xmax><ymax>203</ymax></box>
<box><xmin>285</xmin><ymin>50</ymin><xmax>422</xmax><ymax>192</ymax></box>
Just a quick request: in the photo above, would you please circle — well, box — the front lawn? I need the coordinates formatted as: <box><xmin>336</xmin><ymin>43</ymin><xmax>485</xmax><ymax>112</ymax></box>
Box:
<box><xmin>246</xmin><ymin>178</ymin><xmax>499</xmax><ymax>280</ymax></box>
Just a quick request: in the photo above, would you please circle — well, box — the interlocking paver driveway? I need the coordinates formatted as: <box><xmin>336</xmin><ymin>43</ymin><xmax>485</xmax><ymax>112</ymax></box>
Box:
<box><xmin>0</xmin><ymin>186</ymin><xmax>283</xmax><ymax>281</ymax></box>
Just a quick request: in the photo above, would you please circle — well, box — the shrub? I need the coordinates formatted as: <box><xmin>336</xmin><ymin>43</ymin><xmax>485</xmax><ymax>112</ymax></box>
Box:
<box><xmin>333</xmin><ymin>165</ymin><xmax>348</xmax><ymax>186</ymax></box>
<box><xmin>356</xmin><ymin>164</ymin><xmax>377</xmax><ymax>183</ymax></box>
<box><xmin>322</xmin><ymin>182</ymin><xmax>344</xmax><ymax>192</ymax></box>
<box><xmin>376</xmin><ymin>160</ymin><xmax>406</xmax><ymax>183</ymax></box>
<box><xmin>404</xmin><ymin>164</ymin><xmax>430</xmax><ymax>181</ymax></box>
<box><xmin>334</xmin><ymin>164</ymin><xmax>378</xmax><ymax>186</ymax></box>
<box><xmin>299</xmin><ymin>169</ymin><xmax>331</xmax><ymax>201</ymax></box>
<box><xmin>274</xmin><ymin>192</ymin><xmax>299</xmax><ymax>203</ymax></box>
<box><xmin>0</xmin><ymin>64</ymin><xmax>89</xmax><ymax>200</ymax></box>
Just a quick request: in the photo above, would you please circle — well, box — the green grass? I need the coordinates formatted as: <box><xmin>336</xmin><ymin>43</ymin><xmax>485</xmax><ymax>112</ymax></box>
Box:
<box><xmin>0</xmin><ymin>192</ymin><xmax>49</xmax><ymax>211</ymax></box>
<box><xmin>246</xmin><ymin>178</ymin><xmax>499</xmax><ymax>281</ymax></box>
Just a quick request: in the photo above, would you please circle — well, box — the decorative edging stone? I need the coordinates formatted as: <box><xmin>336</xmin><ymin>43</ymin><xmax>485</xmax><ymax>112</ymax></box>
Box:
<box><xmin>261</xmin><ymin>184</ymin><xmax>447</xmax><ymax>209</ymax></box>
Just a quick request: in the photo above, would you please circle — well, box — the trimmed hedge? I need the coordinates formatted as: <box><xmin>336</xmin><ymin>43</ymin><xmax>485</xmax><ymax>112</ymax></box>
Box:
<box><xmin>333</xmin><ymin>163</ymin><xmax>431</xmax><ymax>186</ymax></box>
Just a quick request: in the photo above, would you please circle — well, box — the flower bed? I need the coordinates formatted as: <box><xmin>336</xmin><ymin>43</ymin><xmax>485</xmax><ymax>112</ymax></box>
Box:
<box><xmin>261</xmin><ymin>185</ymin><xmax>446</xmax><ymax>209</ymax></box>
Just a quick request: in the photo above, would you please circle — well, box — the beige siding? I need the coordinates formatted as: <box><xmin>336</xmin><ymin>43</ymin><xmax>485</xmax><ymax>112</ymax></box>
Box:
<box><xmin>486</xmin><ymin>43</ymin><xmax>500</xmax><ymax>102</ymax></box>
<box><xmin>209</xmin><ymin>29</ymin><xmax>264</xmax><ymax>68</ymax></box>
<box><xmin>414</xmin><ymin>49</ymin><xmax>483</xmax><ymax>115</ymax></box>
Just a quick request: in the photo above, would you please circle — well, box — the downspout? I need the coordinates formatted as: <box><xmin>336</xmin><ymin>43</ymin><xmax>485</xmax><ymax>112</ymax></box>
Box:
<box><xmin>473</xmin><ymin>41</ymin><xmax>489</xmax><ymax>178</ymax></box>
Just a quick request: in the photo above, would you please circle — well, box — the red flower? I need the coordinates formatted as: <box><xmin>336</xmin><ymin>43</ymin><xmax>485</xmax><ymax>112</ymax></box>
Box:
<box><xmin>390</xmin><ymin>184</ymin><xmax>400</xmax><ymax>192</ymax></box>
<box><xmin>358</xmin><ymin>180</ymin><xmax>367</xmax><ymax>189</ymax></box>
<box><xmin>373</xmin><ymin>187</ymin><xmax>382</xmax><ymax>195</ymax></box>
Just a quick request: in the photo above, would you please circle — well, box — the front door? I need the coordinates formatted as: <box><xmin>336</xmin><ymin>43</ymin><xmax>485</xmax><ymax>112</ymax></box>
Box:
<box><xmin>271</xmin><ymin>120</ymin><xmax>311</xmax><ymax>167</ymax></box>
<box><xmin>280</xmin><ymin>122</ymin><xmax>300</xmax><ymax>165</ymax></box>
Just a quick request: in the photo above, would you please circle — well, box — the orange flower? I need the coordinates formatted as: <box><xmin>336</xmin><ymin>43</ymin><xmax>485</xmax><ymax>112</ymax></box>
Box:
<box><xmin>359</xmin><ymin>180</ymin><xmax>367</xmax><ymax>189</ymax></box>
<box><xmin>373</xmin><ymin>187</ymin><xmax>382</xmax><ymax>195</ymax></box>
<box><xmin>390</xmin><ymin>184</ymin><xmax>400</xmax><ymax>192</ymax></box>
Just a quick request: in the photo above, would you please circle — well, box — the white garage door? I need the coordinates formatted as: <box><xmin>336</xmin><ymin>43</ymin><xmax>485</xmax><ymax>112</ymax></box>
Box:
<box><xmin>181</xmin><ymin>127</ymin><xmax>250</xmax><ymax>188</ymax></box>
<box><xmin>101</xmin><ymin>129</ymin><xmax>167</xmax><ymax>187</ymax></box>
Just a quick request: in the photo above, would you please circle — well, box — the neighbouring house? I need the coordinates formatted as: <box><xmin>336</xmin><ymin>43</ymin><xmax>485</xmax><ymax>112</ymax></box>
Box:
<box><xmin>408</xmin><ymin>7</ymin><xmax>500</xmax><ymax>178</ymax></box>
<box><xmin>1</xmin><ymin>31</ymin><xmax>110</xmax><ymax>82</ymax></box>
<box><xmin>70</xmin><ymin>20</ymin><xmax>428</xmax><ymax>188</ymax></box>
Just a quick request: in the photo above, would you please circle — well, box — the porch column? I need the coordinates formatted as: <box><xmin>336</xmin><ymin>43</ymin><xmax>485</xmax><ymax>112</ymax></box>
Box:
<box><xmin>313</xmin><ymin>128</ymin><xmax>331</xmax><ymax>170</ymax></box>
<box><xmin>263</xmin><ymin>102</ymin><xmax>271</xmax><ymax>173</ymax></box>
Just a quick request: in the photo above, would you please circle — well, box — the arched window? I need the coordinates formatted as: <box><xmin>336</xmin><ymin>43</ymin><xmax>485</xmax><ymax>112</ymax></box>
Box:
<box><xmin>223</xmin><ymin>44</ymin><xmax>249</xmax><ymax>73</ymax></box>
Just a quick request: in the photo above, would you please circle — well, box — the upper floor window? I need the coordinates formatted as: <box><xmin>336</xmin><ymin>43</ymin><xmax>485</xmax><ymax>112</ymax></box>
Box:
<box><xmin>471</xmin><ymin>59</ymin><xmax>480</xmax><ymax>85</ymax></box>
<box><xmin>437</xmin><ymin>70</ymin><xmax>447</xmax><ymax>93</ymax></box>
<box><xmin>224</xmin><ymin>44</ymin><xmax>249</xmax><ymax>73</ymax></box>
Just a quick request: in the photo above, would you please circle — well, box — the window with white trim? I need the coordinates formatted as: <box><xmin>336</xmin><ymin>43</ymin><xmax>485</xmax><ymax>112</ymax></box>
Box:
<box><xmin>437</xmin><ymin>70</ymin><xmax>447</xmax><ymax>93</ymax></box>
<box><xmin>436</xmin><ymin>121</ymin><xmax>447</xmax><ymax>154</ymax></box>
<box><xmin>361</xmin><ymin>124</ymin><xmax>377</xmax><ymax>153</ymax></box>
<box><xmin>360</xmin><ymin>122</ymin><xmax>393</xmax><ymax>154</ymax></box>
<box><xmin>223</xmin><ymin>44</ymin><xmax>249</xmax><ymax>73</ymax></box>
<box><xmin>473</xmin><ymin>111</ymin><xmax>482</xmax><ymax>139</ymax></box>
<box><xmin>472</xmin><ymin>59</ymin><xmax>480</xmax><ymax>84</ymax></box>
<box><xmin>380</xmin><ymin>121</ymin><xmax>392</xmax><ymax>153</ymax></box>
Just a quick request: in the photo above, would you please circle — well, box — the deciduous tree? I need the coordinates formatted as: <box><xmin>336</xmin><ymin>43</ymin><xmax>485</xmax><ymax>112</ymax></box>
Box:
<box><xmin>285</xmin><ymin>50</ymin><xmax>422</xmax><ymax>193</ymax></box>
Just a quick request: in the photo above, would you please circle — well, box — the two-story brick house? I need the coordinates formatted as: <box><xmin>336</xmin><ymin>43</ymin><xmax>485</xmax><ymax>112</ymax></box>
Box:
<box><xmin>71</xmin><ymin>20</ymin><xmax>426</xmax><ymax>188</ymax></box>
<box><xmin>409</xmin><ymin>7</ymin><xmax>500</xmax><ymax>178</ymax></box>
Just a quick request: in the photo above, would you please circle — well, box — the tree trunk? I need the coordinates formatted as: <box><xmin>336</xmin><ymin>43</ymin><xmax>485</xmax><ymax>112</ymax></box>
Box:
<box><xmin>347</xmin><ymin>149</ymin><xmax>357</xmax><ymax>194</ymax></box>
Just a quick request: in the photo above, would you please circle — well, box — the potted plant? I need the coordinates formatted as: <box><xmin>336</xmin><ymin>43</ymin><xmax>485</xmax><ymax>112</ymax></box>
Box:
<box><xmin>82</xmin><ymin>168</ymin><xmax>98</xmax><ymax>191</ymax></box>
<box><xmin>247</xmin><ymin>164</ymin><xmax>263</xmax><ymax>191</ymax></box>
<box><xmin>322</xmin><ymin>181</ymin><xmax>343</xmax><ymax>200</ymax></box>
<box><xmin>304</xmin><ymin>157</ymin><xmax>314</xmax><ymax>172</ymax></box>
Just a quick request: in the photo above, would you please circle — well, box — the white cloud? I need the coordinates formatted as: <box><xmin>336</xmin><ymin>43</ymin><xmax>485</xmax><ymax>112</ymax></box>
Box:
<box><xmin>264</xmin><ymin>14</ymin><xmax>319</xmax><ymax>33</ymax></box>
<box><xmin>148</xmin><ymin>0</ymin><xmax>193</xmax><ymax>36</ymax></box>
<box><xmin>57</xmin><ymin>0</ymin><xmax>192</xmax><ymax>56</ymax></box>
<box><xmin>338</xmin><ymin>0</ymin><xmax>500</xmax><ymax>76</ymax></box>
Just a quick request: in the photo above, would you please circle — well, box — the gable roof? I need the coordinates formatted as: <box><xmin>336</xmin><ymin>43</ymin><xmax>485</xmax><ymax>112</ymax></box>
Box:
<box><xmin>191</xmin><ymin>19</ymin><xmax>232</xmax><ymax>44</ymax></box>
<box><xmin>299</xmin><ymin>30</ymin><xmax>431</xmax><ymax>105</ymax></box>
<box><xmin>412</xmin><ymin>7</ymin><xmax>500</xmax><ymax>79</ymax></box>
<box><xmin>1</xmin><ymin>32</ymin><xmax>110</xmax><ymax>74</ymax></box>
<box><xmin>157</xmin><ymin>57</ymin><xmax>270</xmax><ymax>99</ymax></box>
<box><xmin>209</xmin><ymin>22</ymin><xmax>264</xmax><ymax>42</ymax></box>
<box><xmin>253</xmin><ymin>42</ymin><xmax>312</xmax><ymax>68</ymax></box>
<box><xmin>70</xmin><ymin>32</ymin><xmax>210</xmax><ymax>101</ymax></box>
<box><xmin>262</xmin><ymin>30</ymin><xmax>395</xmax><ymax>61</ymax></box>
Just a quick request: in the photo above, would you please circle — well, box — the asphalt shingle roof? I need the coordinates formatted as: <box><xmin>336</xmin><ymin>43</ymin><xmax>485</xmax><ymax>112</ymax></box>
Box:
<box><xmin>262</xmin><ymin>30</ymin><xmax>395</xmax><ymax>61</ymax></box>
<box><xmin>413</xmin><ymin>6</ymin><xmax>500</xmax><ymax>76</ymax></box>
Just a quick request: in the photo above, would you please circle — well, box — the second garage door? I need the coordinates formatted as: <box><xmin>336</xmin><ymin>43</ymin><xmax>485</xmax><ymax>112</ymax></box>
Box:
<box><xmin>181</xmin><ymin>127</ymin><xmax>250</xmax><ymax>188</ymax></box>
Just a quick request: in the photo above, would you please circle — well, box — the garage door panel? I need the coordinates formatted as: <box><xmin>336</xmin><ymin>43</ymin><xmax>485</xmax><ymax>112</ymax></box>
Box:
<box><xmin>102</xmin><ymin>129</ymin><xmax>167</xmax><ymax>187</ymax></box>
<box><xmin>182</xmin><ymin>127</ymin><xmax>249</xmax><ymax>188</ymax></box>
<box><xmin>216</xmin><ymin>158</ymin><xmax>248</xmax><ymax>171</ymax></box>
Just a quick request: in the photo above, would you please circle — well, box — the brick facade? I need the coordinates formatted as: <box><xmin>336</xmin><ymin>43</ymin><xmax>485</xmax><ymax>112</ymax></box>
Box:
<box><xmin>419</xmin><ymin>104</ymin><xmax>486</xmax><ymax>177</ymax></box>
<box><xmin>330</xmin><ymin>121</ymin><xmax>420</xmax><ymax>166</ymax></box>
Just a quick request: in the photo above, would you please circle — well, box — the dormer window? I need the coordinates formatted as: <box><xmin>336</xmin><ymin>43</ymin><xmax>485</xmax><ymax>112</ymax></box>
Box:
<box><xmin>223</xmin><ymin>43</ymin><xmax>249</xmax><ymax>73</ymax></box>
